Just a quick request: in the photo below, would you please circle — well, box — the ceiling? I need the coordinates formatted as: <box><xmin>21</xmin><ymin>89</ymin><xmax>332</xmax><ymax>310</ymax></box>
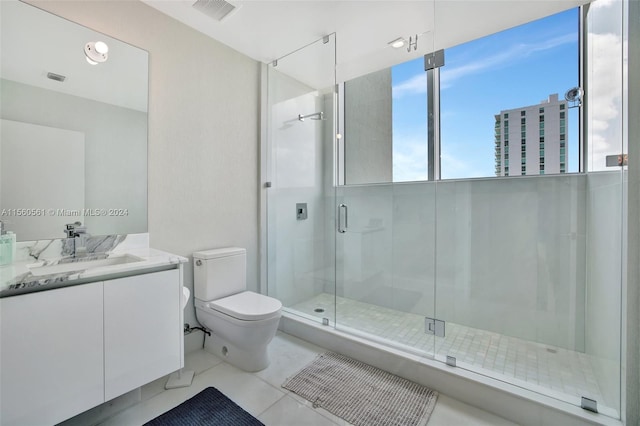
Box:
<box><xmin>142</xmin><ymin>0</ymin><xmax>590</xmax><ymax>86</ymax></box>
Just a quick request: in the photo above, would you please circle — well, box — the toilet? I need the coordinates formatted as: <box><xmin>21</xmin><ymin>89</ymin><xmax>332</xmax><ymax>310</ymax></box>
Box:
<box><xmin>193</xmin><ymin>247</ymin><xmax>282</xmax><ymax>372</ymax></box>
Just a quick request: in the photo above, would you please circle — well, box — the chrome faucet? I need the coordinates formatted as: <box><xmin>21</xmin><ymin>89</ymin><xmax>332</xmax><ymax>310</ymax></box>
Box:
<box><xmin>64</xmin><ymin>222</ymin><xmax>89</xmax><ymax>258</ymax></box>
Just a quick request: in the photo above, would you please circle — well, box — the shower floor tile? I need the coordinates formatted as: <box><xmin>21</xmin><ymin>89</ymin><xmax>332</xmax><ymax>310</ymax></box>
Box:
<box><xmin>291</xmin><ymin>293</ymin><xmax>609</xmax><ymax>411</ymax></box>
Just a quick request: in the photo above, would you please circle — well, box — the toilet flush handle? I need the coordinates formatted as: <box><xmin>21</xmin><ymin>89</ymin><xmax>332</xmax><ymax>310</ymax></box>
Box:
<box><xmin>195</xmin><ymin>259</ymin><xmax>202</xmax><ymax>266</ymax></box>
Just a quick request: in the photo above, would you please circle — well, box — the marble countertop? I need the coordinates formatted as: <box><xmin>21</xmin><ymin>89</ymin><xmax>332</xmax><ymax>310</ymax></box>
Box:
<box><xmin>0</xmin><ymin>234</ymin><xmax>188</xmax><ymax>297</ymax></box>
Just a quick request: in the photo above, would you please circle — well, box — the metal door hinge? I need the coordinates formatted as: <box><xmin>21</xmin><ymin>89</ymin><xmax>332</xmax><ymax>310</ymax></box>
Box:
<box><xmin>424</xmin><ymin>49</ymin><xmax>445</xmax><ymax>70</ymax></box>
<box><xmin>581</xmin><ymin>397</ymin><xmax>598</xmax><ymax>413</ymax></box>
<box><xmin>425</xmin><ymin>317</ymin><xmax>445</xmax><ymax>337</ymax></box>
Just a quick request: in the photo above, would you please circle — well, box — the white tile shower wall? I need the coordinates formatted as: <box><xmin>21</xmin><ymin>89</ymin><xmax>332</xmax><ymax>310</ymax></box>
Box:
<box><xmin>339</xmin><ymin>174</ymin><xmax>588</xmax><ymax>351</ymax></box>
<box><xmin>435</xmin><ymin>175</ymin><xmax>587</xmax><ymax>351</ymax></box>
<box><xmin>269</xmin><ymin>89</ymin><xmax>328</xmax><ymax>306</ymax></box>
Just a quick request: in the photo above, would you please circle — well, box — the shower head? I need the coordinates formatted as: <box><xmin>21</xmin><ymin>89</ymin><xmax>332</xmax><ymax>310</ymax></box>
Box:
<box><xmin>565</xmin><ymin>87</ymin><xmax>583</xmax><ymax>107</ymax></box>
<box><xmin>298</xmin><ymin>112</ymin><xmax>324</xmax><ymax>122</ymax></box>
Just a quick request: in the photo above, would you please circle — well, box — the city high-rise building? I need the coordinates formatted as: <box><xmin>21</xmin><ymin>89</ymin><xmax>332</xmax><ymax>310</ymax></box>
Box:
<box><xmin>495</xmin><ymin>94</ymin><xmax>568</xmax><ymax>176</ymax></box>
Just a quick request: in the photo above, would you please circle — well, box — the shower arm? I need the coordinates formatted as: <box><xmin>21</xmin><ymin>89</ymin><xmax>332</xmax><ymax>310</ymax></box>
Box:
<box><xmin>298</xmin><ymin>111</ymin><xmax>324</xmax><ymax>121</ymax></box>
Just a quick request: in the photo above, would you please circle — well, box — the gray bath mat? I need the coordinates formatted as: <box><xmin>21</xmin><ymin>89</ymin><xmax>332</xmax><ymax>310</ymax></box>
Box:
<box><xmin>282</xmin><ymin>352</ymin><xmax>438</xmax><ymax>426</ymax></box>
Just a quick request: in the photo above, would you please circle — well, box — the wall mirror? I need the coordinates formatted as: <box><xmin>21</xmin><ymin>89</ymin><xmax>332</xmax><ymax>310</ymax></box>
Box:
<box><xmin>0</xmin><ymin>0</ymin><xmax>148</xmax><ymax>241</ymax></box>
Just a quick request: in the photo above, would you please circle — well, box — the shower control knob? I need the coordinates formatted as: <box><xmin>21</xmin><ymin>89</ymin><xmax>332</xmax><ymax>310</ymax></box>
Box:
<box><xmin>195</xmin><ymin>259</ymin><xmax>202</xmax><ymax>266</ymax></box>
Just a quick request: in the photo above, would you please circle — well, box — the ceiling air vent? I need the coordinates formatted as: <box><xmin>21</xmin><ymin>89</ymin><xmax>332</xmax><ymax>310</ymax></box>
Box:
<box><xmin>192</xmin><ymin>0</ymin><xmax>238</xmax><ymax>22</ymax></box>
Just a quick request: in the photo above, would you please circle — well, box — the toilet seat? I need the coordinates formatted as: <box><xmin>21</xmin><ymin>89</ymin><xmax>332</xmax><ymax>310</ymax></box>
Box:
<box><xmin>207</xmin><ymin>291</ymin><xmax>281</xmax><ymax>321</ymax></box>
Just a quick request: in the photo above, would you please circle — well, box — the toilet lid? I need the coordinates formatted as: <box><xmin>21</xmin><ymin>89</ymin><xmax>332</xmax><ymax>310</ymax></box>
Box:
<box><xmin>208</xmin><ymin>291</ymin><xmax>282</xmax><ymax>321</ymax></box>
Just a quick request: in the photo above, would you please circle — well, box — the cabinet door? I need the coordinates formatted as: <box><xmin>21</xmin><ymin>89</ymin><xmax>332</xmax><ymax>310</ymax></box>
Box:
<box><xmin>0</xmin><ymin>282</ymin><xmax>104</xmax><ymax>426</ymax></box>
<box><xmin>104</xmin><ymin>269</ymin><xmax>181</xmax><ymax>400</ymax></box>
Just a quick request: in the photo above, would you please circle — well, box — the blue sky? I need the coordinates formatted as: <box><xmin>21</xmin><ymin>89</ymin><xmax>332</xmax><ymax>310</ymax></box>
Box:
<box><xmin>391</xmin><ymin>8</ymin><xmax>579</xmax><ymax>181</ymax></box>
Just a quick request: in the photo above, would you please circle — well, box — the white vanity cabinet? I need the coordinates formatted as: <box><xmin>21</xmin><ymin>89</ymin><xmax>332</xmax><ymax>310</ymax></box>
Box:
<box><xmin>0</xmin><ymin>267</ymin><xmax>183</xmax><ymax>426</ymax></box>
<box><xmin>0</xmin><ymin>282</ymin><xmax>105</xmax><ymax>426</ymax></box>
<box><xmin>104</xmin><ymin>269</ymin><xmax>181</xmax><ymax>400</ymax></box>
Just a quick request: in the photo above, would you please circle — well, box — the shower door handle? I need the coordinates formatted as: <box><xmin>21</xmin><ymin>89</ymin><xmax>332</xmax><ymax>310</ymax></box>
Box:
<box><xmin>338</xmin><ymin>204</ymin><xmax>348</xmax><ymax>233</ymax></box>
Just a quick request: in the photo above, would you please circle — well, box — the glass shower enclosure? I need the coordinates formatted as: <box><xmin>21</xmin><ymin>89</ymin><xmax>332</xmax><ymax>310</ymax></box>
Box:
<box><xmin>264</xmin><ymin>1</ymin><xmax>625</xmax><ymax>420</ymax></box>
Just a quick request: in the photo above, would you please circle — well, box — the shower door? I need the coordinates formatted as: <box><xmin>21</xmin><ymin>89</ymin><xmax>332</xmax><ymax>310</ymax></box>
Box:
<box><xmin>265</xmin><ymin>35</ymin><xmax>338</xmax><ymax>326</ymax></box>
<box><xmin>334</xmin><ymin>182</ymin><xmax>438</xmax><ymax>357</ymax></box>
<box><xmin>334</xmin><ymin>7</ymin><xmax>439</xmax><ymax>357</ymax></box>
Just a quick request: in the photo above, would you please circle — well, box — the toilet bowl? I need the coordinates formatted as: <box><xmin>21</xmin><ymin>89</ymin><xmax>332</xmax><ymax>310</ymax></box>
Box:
<box><xmin>193</xmin><ymin>248</ymin><xmax>282</xmax><ymax>372</ymax></box>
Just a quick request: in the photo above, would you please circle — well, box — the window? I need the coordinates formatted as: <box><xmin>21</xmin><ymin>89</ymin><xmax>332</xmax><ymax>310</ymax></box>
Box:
<box><xmin>345</xmin><ymin>7</ymin><xmax>580</xmax><ymax>183</ymax></box>
<box><xmin>437</xmin><ymin>7</ymin><xmax>579</xmax><ymax>178</ymax></box>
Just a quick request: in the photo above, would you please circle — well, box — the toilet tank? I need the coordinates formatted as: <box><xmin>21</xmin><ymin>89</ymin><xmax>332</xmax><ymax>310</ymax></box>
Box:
<box><xmin>193</xmin><ymin>247</ymin><xmax>246</xmax><ymax>301</ymax></box>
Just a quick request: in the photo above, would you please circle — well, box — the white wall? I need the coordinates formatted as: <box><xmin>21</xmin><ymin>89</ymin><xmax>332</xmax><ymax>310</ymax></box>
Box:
<box><xmin>28</xmin><ymin>0</ymin><xmax>261</xmax><ymax>328</ymax></box>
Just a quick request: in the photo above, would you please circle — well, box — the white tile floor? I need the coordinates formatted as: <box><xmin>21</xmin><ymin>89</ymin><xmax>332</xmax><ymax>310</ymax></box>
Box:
<box><xmin>99</xmin><ymin>332</ymin><xmax>517</xmax><ymax>426</ymax></box>
<box><xmin>291</xmin><ymin>294</ymin><xmax>610</xmax><ymax>411</ymax></box>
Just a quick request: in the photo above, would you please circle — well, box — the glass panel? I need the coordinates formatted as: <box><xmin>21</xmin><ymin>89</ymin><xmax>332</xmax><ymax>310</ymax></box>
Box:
<box><xmin>341</xmin><ymin>57</ymin><xmax>430</xmax><ymax>184</ymax></box>
<box><xmin>265</xmin><ymin>35</ymin><xmax>336</xmax><ymax>325</ymax></box>
<box><xmin>335</xmin><ymin>3</ymin><xmax>436</xmax><ymax>357</ymax></box>
<box><xmin>433</xmin><ymin>2</ymin><xmax>624</xmax><ymax>418</ymax></box>
<box><xmin>582</xmin><ymin>0</ymin><xmax>626</xmax><ymax>417</ymax></box>
<box><xmin>434</xmin><ymin>174</ymin><xmax>594</xmax><ymax>402</ymax></box>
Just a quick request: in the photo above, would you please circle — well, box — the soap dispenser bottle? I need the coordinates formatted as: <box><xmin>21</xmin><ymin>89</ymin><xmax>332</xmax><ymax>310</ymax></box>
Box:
<box><xmin>0</xmin><ymin>221</ymin><xmax>16</xmax><ymax>266</ymax></box>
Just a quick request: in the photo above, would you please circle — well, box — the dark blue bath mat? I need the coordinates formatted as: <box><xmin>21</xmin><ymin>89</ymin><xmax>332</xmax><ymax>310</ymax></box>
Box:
<box><xmin>144</xmin><ymin>387</ymin><xmax>264</xmax><ymax>426</ymax></box>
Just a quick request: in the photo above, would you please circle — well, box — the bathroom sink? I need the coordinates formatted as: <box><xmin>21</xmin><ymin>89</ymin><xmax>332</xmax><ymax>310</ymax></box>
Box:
<box><xmin>28</xmin><ymin>254</ymin><xmax>146</xmax><ymax>277</ymax></box>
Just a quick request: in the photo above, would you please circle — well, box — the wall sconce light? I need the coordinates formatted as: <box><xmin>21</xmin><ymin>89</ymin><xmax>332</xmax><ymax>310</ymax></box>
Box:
<box><xmin>84</xmin><ymin>41</ymin><xmax>109</xmax><ymax>65</ymax></box>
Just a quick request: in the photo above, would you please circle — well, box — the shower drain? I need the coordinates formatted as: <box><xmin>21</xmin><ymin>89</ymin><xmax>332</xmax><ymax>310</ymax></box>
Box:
<box><xmin>314</xmin><ymin>307</ymin><xmax>325</xmax><ymax>313</ymax></box>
